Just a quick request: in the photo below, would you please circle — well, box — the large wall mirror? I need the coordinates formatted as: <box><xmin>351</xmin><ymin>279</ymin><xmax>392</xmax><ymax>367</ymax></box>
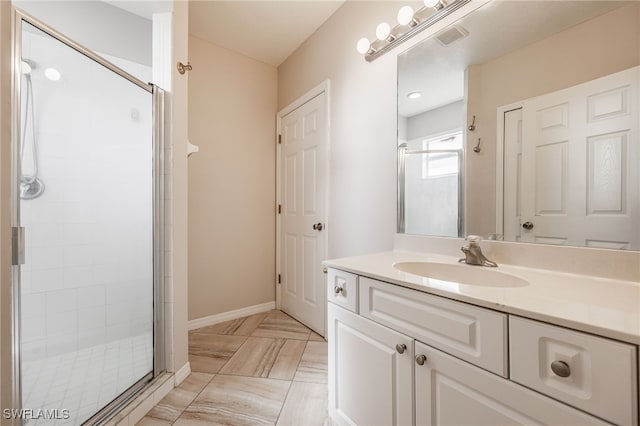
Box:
<box><xmin>398</xmin><ymin>0</ymin><xmax>640</xmax><ymax>250</ymax></box>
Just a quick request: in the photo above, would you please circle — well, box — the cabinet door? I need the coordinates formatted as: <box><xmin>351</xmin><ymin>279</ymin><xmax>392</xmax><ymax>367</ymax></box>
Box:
<box><xmin>328</xmin><ymin>303</ymin><xmax>413</xmax><ymax>426</ymax></box>
<box><xmin>414</xmin><ymin>341</ymin><xmax>609</xmax><ymax>426</ymax></box>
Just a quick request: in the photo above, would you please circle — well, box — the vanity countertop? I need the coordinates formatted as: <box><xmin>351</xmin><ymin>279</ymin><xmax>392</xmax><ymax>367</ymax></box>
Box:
<box><xmin>323</xmin><ymin>251</ymin><xmax>640</xmax><ymax>345</ymax></box>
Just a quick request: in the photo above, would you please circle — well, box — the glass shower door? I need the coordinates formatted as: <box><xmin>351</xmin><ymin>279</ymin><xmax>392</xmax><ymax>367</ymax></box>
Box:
<box><xmin>17</xmin><ymin>17</ymin><xmax>157</xmax><ymax>425</ymax></box>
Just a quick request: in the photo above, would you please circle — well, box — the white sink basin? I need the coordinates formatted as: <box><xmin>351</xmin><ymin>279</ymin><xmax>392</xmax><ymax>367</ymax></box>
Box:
<box><xmin>393</xmin><ymin>261</ymin><xmax>529</xmax><ymax>288</ymax></box>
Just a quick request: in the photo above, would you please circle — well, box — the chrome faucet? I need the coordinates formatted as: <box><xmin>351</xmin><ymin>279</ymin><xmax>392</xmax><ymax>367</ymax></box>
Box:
<box><xmin>459</xmin><ymin>235</ymin><xmax>498</xmax><ymax>267</ymax></box>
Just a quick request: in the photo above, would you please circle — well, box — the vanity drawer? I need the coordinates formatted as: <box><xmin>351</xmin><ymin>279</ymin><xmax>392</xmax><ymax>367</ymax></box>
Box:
<box><xmin>327</xmin><ymin>268</ymin><xmax>358</xmax><ymax>313</ymax></box>
<box><xmin>359</xmin><ymin>277</ymin><xmax>508</xmax><ymax>376</ymax></box>
<box><xmin>509</xmin><ymin>316</ymin><xmax>638</xmax><ymax>426</ymax></box>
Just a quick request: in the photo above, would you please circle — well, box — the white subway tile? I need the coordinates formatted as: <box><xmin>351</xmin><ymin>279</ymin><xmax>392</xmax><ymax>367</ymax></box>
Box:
<box><xmin>21</xmin><ymin>292</ymin><xmax>46</xmax><ymax>318</ymax></box>
<box><xmin>63</xmin><ymin>265</ymin><xmax>95</xmax><ymax>288</ymax></box>
<box><xmin>46</xmin><ymin>311</ymin><xmax>77</xmax><ymax>336</ymax></box>
<box><xmin>63</xmin><ymin>244</ymin><xmax>94</xmax><ymax>268</ymax></box>
<box><xmin>78</xmin><ymin>306</ymin><xmax>105</xmax><ymax>331</ymax></box>
<box><xmin>31</xmin><ymin>268</ymin><xmax>64</xmax><ymax>292</ymax></box>
<box><xmin>62</xmin><ymin>224</ymin><xmax>95</xmax><ymax>246</ymax></box>
<box><xmin>22</xmin><ymin>315</ymin><xmax>46</xmax><ymax>342</ymax></box>
<box><xmin>77</xmin><ymin>285</ymin><xmax>105</xmax><ymax>308</ymax></box>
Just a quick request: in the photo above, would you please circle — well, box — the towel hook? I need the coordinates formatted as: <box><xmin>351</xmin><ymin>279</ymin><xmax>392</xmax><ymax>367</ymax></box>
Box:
<box><xmin>468</xmin><ymin>115</ymin><xmax>476</xmax><ymax>131</ymax></box>
<box><xmin>177</xmin><ymin>61</ymin><xmax>192</xmax><ymax>75</ymax></box>
<box><xmin>473</xmin><ymin>138</ymin><xmax>481</xmax><ymax>153</ymax></box>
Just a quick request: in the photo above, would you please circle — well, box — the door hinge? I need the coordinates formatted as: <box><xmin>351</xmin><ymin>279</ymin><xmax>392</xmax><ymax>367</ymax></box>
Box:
<box><xmin>278</xmin><ymin>134</ymin><xmax>281</xmax><ymax>145</ymax></box>
<box><xmin>278</xmin><ymin>204</ymin><xmax>281</xmax><ymax>214</ymax></box>
<box><xmin>278</xmin><ymin>274</ymin><xmax>281</xmax><ymax>284</ymax></box>
<box><xmin>12</xmin><ymin>226</ymin><xmax>25</xmax><ymax>266</ymax></box>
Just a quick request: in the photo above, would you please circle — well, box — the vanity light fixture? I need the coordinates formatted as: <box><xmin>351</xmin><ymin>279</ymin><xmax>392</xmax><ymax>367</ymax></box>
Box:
<box><xmin>407</xmin><ymin>91</ymin><xmax>422</xmax><ymax>99</ymax></box>
<box><xmin>397</xmin><ymin>6</ymin><xmax>418</xmax><ymax>27</ymax></box>
<box><xmin>424</xmin><ymin>0</ymin><xmax>445</xmax><ymax>10</ymax></box>
<box><xmin>376</xmin><ymin>22</ymin><xmax>394</xmax><ymax>42</ymax></box>
<box><xmin>356</xmin><ymin>37</ymin><xmax>374</xmax><ymax>55</ymax></box>
<box><xmin>357</xmin><ymin>0</ymin><xmax>471</xmax><ymax>62</ymax></box>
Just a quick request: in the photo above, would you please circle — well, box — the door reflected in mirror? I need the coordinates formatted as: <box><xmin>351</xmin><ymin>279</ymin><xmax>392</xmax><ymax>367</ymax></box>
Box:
<box><xmin>397</xmin><ymin>0</ymin><xmax>640</xmax><ymax>250</ymax></box>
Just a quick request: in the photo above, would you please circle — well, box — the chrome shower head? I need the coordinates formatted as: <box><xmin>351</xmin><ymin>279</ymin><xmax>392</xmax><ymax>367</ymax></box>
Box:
<box><xmin>21</xmin><ymin>59</ymin><xmax>35</xmax><ymax>75</ymax></box>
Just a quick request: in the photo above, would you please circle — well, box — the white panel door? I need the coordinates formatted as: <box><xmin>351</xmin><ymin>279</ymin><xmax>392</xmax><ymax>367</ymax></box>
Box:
<box><xmin>503</xmin><ymin>108</ymin><xmax>523</xmax><ymax>242</ymax></box>
<box><xmin>328</xmin><ymin>304</ymin><xmax>413</xmax><ymax>426</ymax></box>
<box><xmin>519</xmin><ymin>66</ymin><xmax>639</xmax><ymax>248</ymax></box>
<box><xmin>280</xmin><ymin>92</ymin><xmax>327</xmax><ymax>335</ymax></box>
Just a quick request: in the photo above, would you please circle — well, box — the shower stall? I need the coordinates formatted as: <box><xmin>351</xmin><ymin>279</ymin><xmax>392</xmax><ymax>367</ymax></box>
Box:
<box><xmin>12</xmin><ymin>11</ymin><xmax>165</xmax><ymax>425</ymax></box>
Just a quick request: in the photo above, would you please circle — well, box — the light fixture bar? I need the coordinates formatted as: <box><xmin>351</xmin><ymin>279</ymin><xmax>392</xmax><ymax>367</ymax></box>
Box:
<box><xmin>364</xmin><ymin>0</ymin><xmax>471</xmax><ymax>62</ymax></box>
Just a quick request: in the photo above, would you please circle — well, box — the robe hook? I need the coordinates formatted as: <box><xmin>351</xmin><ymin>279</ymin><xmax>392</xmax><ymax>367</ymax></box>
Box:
<box><xmin>468</xmin><ymin>115</ymin><xmax>477</xmax><ymax>131</ymax></box>
<box><xmin>473</xmin><ymin>138</ymin><xmax>481</xmax><ymax>153</ymax></box>
<box><xmin>177</xmin><ymin>62</ymin><xmax>192</xmax><ymax>75</ymax></box>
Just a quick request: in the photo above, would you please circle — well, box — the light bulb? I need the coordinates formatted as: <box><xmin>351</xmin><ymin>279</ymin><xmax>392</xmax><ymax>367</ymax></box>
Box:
<box><xmin>376</xmin><ymin>22</ymin><xmax>391</xmax><ymax>41</ymax></box>
<box><xmin>424</xmin><ymin>0</ymin><xmax>441</xmax><ymax>8</ymax></box>
<box><xmin>397</xmin><ymin>6</ymin><xmax>415</xmax><ymax>26</ymax></box>
<box><xmin>44</xmin><ymin>68</ymin><xmax>61</xmax><ymax>81</ymax></box>
<box><xmin>356</xmin><ymin>37</ymin><xmax>371</xmax><ymax>55</ymax></box>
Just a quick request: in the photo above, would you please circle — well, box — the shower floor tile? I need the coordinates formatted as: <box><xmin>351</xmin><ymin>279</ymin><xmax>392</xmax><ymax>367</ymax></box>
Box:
<box><xmin>22</xmin><ymin>332</ymin><xmax>153</xmax><ymax>426</ymax></box>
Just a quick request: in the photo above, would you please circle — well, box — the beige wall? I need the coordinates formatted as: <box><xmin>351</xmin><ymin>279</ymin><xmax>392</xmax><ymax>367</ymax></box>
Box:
<box><xmin>278</xmin><ymin>1</ymin><xmax>400</xmax><ymax>259</ymax></box>
<box><xmin>278</xmin><ymin>1</ymin><xmax>485</xmax><ymax>258</ymax></box>
<box><xmin>187</xmin><ymin>35</ymin><xmax>277</xmax><ymax>321</ymax></box>
<box><xmin>171</xmin><ymin>0</ymin><xmax>190</xmax><ymax>374</ymax></box>
<box><xmin>465</xmin><ymin>3</ymin><xmax>640</xmax><ymax>236</ymax></box>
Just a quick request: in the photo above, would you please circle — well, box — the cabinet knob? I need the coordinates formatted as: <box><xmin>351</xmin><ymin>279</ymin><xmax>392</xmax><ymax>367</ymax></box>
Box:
<box><xmin>550</xmin><ymin>360</ymin><xmax>571</xmax><ymax>378</ymax></box>
<box><xmin>334</xmin><ymin>285</ymin><xmax>344</xmax><ymax>295</ymax></box>
<box><xmin>395</xmin><ymin>344</ymin><xmax>407</xmax><ymax>354</ymax></box>
<box><xmin>415</xmin><ymin>354</ymin><xmax>427</xmax><ymax>366</ymax></box>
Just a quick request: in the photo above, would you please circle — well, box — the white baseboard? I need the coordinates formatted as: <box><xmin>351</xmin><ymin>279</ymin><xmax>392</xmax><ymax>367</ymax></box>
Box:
<box><xmin>187</xmin><ymin>301</ymin><xmax>276</xmax><ymax>331</ymax></box>
<box><xmin>174</xmin><ymin>362</ymin><xmax>191</xmax><ymax>386</ymax></box>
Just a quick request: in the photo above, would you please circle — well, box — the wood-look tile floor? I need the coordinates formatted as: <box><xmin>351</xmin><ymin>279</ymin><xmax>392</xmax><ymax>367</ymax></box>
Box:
<box><xmin>137</xmin><ymin>310</ymin><xmax>332</xmax><ymax>426</ymax></box>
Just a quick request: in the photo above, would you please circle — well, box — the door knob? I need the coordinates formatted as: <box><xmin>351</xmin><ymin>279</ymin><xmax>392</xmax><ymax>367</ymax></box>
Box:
<box><xmin>312</xmin><ymin>223</ymin><xmax>324</xmax><ymax>231</ymax></box>
<box><xmin>396</xmin><ymin>344</ymin><xmax>407</xmax><ymax>354</ymax></box>
<box><xmin>522</xmin><ymin>221</ymin><xmax>534</xmax><ymax>230</ymax></box>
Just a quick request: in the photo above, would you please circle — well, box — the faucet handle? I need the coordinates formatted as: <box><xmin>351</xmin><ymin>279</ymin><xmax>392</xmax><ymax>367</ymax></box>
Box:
<box><xmin>465</xmin><ymin>235</ymin><xmax>482</xmax><ymax>244</ymax></box>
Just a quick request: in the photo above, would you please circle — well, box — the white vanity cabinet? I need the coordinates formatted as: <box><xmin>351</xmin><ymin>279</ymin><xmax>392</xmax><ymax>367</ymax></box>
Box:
<box><xmin>326</xmin><ymin>267</ymin><xmax>639</xmax><ymax>426</ymax></box>
<box><xmin>414</xmin><ymin>341</ymin><xmax>608</xmax><ymax>425</ymax></box>
<box><xmin>328</xmin><ymin>303</ymin><xmax>413</xmax><ymax>426</ymax></box>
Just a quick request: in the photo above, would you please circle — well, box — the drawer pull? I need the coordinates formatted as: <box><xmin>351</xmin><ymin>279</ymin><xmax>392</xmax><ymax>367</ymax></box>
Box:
<box><xmin>334</xmin><ymin>285</ymin><xmax>344</xmax><ymax>295</ymax></box>
<box><xmin>550</xmin><ymin>360</ymin><xmax>571</xmax><ymax>378</ymax></box>
<box><xmin>415</xmin><ymin>354</ymin><xmax>427</xmax><ymax>366</ymax></box>
<box><xmin>396</xmin><ymin>344</ymin><xmax>407</xmax><ymax>354</ymax></box>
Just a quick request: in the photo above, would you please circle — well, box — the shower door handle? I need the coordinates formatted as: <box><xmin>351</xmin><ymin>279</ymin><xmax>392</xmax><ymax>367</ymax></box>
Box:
<box><xmin>12</xmin><ymin>226</ymin><xmax>25</xmax><ymax>265</ymax></box>
<box><xmin>312</xmin><ymin>223</ymin><xmax>324</xmax><ymax>231</ymax></box>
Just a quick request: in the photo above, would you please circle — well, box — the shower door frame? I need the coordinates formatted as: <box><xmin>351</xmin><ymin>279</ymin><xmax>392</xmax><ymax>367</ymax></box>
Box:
<box><xmin>10</xmin><ymin>9</ymin><xmax>166</xmax><ymax>424</ymax></box>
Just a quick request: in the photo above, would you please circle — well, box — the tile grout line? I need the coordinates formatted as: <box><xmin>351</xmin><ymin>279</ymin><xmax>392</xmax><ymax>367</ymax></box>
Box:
<box><xmin>174</xmin><ymin>313</ymin><xmax>274</xmax><ymax>423</ymax></box>
<box><xmin>168</xmin><ymin>372</ymin><xmax>217</xmax><ymax>425</ymax></box>
<box><xmin>274</xmin><ymin>316</ymin><xmax>312</xmax><ymax>425</ymax></box>
<box><xmin>273</xmin><ymin>372</ymin><xmax>295</xmax><ymax>426</ymax></box>
<box><xmin>164</xmin><ymin>310</ymin><xmax>322</xmax><ymax>425</ymax></box>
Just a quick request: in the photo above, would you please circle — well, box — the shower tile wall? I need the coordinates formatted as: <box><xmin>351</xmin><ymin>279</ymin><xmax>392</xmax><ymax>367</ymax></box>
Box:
<box><xmin>20</xmin><ymin>29</ymin><xmax>154</xmax><ymax>365</ymax></box>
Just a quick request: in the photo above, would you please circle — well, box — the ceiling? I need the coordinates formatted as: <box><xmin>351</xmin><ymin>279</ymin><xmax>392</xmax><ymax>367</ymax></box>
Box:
<box><xmin>102</xmin><ymin>0</ymin><xmax>344</xmax><ymax>67</ymax></box>
<box><xmin>102</xmin><ymin>0</ymin><xmax>173</xmax><ymax>18</ymax></box>
<box><xmin>189</xmin><ymin>1</ymin><xmax>345</xmax><ymax>67</ymax></box>
<box><xmin>397</xmin><ymin>1</ymin><xmax>628</xmax><ymax>118</ymax></box>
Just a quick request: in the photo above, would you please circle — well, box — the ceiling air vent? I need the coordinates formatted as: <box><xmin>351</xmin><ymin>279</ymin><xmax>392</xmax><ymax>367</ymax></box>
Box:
<box><xmin>435</xmin><ymin>26</ymin><xmax>469</xmax><ymax>47</ymax></box>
